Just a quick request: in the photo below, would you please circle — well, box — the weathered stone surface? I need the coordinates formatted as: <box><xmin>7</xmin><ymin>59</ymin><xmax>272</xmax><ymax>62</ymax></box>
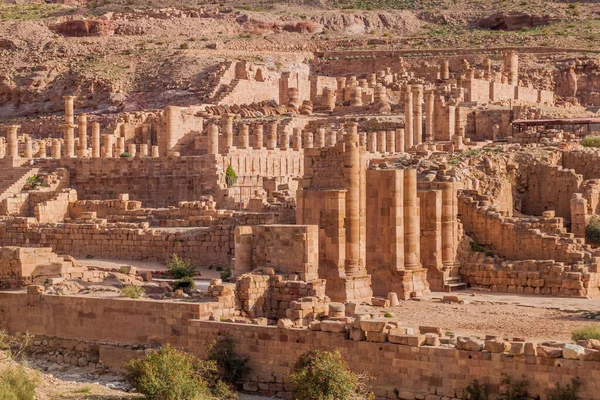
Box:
<box><xmin>537</xmin><ymin>346</ymin><xmax>563</xmax><ymax>358</ymax></box>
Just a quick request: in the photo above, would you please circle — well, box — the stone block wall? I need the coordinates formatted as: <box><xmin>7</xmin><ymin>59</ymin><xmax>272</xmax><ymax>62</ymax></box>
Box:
<box><xmin>0</xmin><ymin>219</ymin><xmax>233</xmax><ymax>268</ymax></box>
<box><xmin>562</xmin><ymin>148</ymin><xmax>600</xmax><ymax>180</ymax></box>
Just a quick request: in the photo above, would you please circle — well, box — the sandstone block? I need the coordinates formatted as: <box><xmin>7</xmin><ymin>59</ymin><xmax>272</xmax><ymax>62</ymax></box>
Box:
<box><xmin>359</xmin><ymin>318</ymin><xmax>388</xmax><ymax>333</ymax></box>
<box><xmin>389</xmin><ymin>334</ymin><xmax>425</xmax><ymax>347</ymax></box>
<box><xmin>320</xmin><ymin>320</ymin><xmax>347</xmax><ymax>333</ymax></box>
<box><xmin>277</xmin><ymin>318</ymin><xmax>293</xmax><ymax>329</ymax></box>
<box><xmin>425</xmin><ymin>333</ymin><xmax>441</xmax><ymax>347</ymax></box>
<box><xmin>524</xmin><ymin>342</ymin><xmax>537</xmax><ymax>356</ymax></box>
<box><xmin>442</xmin><ymin>295</ymin><xmax>461</xmax><ymax>303</ymax></box>
<box><xmin>419</xmin><ymin>326</ymin><xmax>444</xmax><ymax>336</ymax></box>
<box><xmin>537</xmin><ymin>346</ymin><xmax>562</xmax><ymax>358</ymax></box>
<box><xmin>510</xmin><ymin>342</ymin><xmax>525</xmax><ymax>356</ymax></box>
<box><xmin>387</xmin><ymin>292</ymin><xmax>400</xmax><ymax>307</ymax></box>
<box><xmin>484</xmin><ymin>338</ymin><xmax>511</xmax><ymax>353</ymax></box>
<box><xmin>372</xmin><ymin>297</ymin><xmax>390</xmax><ymax>307</ymax></box>
<box><xmin>350</xmin><ymin>328</ymin><xmax>366</xmax><ymax>341</ymax></box>
<box><xmin>562</xmin><ymin>344</ymin><xmax>585</xmax><ymax>359</ymax></box>
<box><xmin>456</xmin><ymin>337</ymin><xmax>484</xmax><ymax>352</ymax></box>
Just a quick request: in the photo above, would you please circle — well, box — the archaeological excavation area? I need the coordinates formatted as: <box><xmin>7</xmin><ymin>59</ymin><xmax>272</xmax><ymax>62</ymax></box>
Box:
<box><xmin>3</xmin><ymin>43</ymin><xmax>600</xmax><ymax>399</ymax></box>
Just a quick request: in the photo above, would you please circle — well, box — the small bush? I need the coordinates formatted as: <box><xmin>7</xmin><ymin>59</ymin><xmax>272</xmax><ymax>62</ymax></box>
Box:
<box><xmin>173</xmin><ymin>277</ymin><xmax>196</xmax><ymax>290</ymax></box>
<box><xmin>0</xmin><ymin>365</ymin><xmax>38</xmax><ymax>400</ymax></box>
<box><xmin>288</xmin><ymin>350</ymin><xmax>374</xmax><ymax>400</ymax></box>
<box><xmin>220</xmin><ymin>268</ymin><xmax>232</xmax><ymax>281</ymax></box>
<box><xmin>119</xmin><ymin>152</ymin><xmax>132</xmax><ymax>158</ymax></box>
<box><xmin>120</xmin><ymin>285</ymin><xmax>145</xmax><ymax>299</ymax></box>
<box><xmin>225</xmin><ymin>165</ymin><xmax>237</xmax><ymax>187</ymax></box>
<box><xmin>465</xmin><ymin>379</ymin><xmax>489</xmax><ymax>400</ymax></box>
<box><xmin>125</xmin><ymin>345</ymin><xmax>234</xmax><ymax>400</ymax></box>
<box><xmin>384</xmin><ymin>312</ymin><xmax>392</xmax><ymax>318</ymax></box>
<box><xmin>548</xmin><ymin>377</ymin><xmax>581</xmax><ymax>400</ymax></box>
<box><xmin>499</xmin><ymin>374</ymin><xmax>528</xmax><ymax>400</ymax></box>
<box><xmin>470</xmin><ymin>242</ymin><xmax>485</xmax><ymax>253</ymax></box>
<box><xmin>167</xmin><ymin>254</ymin><xmax>196</xmax><ymax>279</ymax></box>
<box><xmin>585</xmin><ymin>215</ymin><xmax>600</xmax><ymax>244</ymax></box>
<box><xmin>207</xmin><ymin>336</ymin><xmax>250</xmax><ymax>386</ymax></box>
<box><xmin>180</xmin><ymin>42</ymin><xmax>190</xmax><ymax>49</ymax></box>
<box><xmin>572</xmin><ymin>324</ymin><xmax>600</xmax><ymax>341</ymax></box>
<box><xmin>580</xmin><ymin>135</ymin><xmax>600</xmax><ymax>148</ymax></box>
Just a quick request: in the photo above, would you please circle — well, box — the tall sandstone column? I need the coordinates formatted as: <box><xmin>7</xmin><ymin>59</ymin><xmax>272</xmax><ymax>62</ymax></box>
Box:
<box><xmin>91</xmin><ymin>123</ymin><xmax>101</xmax><ymax>158</ymax></box>
<box><xmin>63</xmin><ymin>96</ymin><xmax>75</xmax><ymax>125</ymax></box>
<box><xmin>303</xmin><ymin>131</ymin><xmax>313</xmax><ymax>148</ymax></box>
<box><xmin>23</xmin><ymin>135</ymin><xmax>32</xmax><ymax>159</ymax></box>
<box><xmin>252</xmin><ymin>124</ymin><xmax>264</xmax><ymax>149</ymax></box>
<box><xmin>63</xmin><ymin>124</ymin><xmax>76</xmax><ymax>158</ymax></box>
<box><xmin>6</xmin><ymin>125</ymin><xmax>19</xmax><ymax>158</ymax></box>
<box><xmin>78</xmin><ymin>114</ymin><xmax>88</xmax><ymax>158</ymax></box>
<box><xmin>425</xmin><ymin>91</ymin><xmax>435</xmax><ymax>142</ymax></box>
<box><xmin>440</xmin><ymin>182</ymin><xmax>457</xmax><ymax>267</ymax></box>
<box><xmin>396</xmin><ymin>129</ymin><xmax>405</xmax><ymax>153</ymax></box>
<box><xmin>280</xmin><ymin>127</ymin><xmax>291</xmax><ymax>150</ymax></box>
<box><xmin>292</xmin><ymin>128</ymin><xmax>302</xmax><ymax>150</ymax></box>
<box><xmin>207</xmin><ymin>124</ymin><xmax>219</xmax><ymax>155</ymax></box>
<box><xmin>367</xmin><ymin>132</ymin><xmax>377</xmax><ymax>152</ymax></box>
<box><xmin>38</xmin><ymin>141</ymin><xmax>46</xmax><ymax>158</ymax></box>
<box><xmin>266</xmin><ymin>122</ymin><xmax>277</xmax><ymax>150</ymax></box>
<box><xmin>316</xmin><ymin>128</ymin><xmax>325</xmax><ymax>148</ymax></box>
<box><xmin>222</xmin><ymin>114</ymin><xmax>234</xmax><ymax>149</ymax></box>
<box><xmin>103</xmin><ymin>135</ymin><xmax>114</xmax><ymax>158</ymax></box>
<box><xmin>52</xmin><ymin>139</ymin><xmax>61</xmax><ymax>159</ymax></box>
<box><xmin>239</xmin><ymin>124</ymin><xmax>249</xmax><ymax>149</ymax></box>
<box><xmin>343</xmin><ymin>133</ymin><xmax>361</xmax><ymax>277</ymax></box>
<box><xmin>404</xmin><ymin>85</ymin><xmax>413</xmax><ymax>150</ymax></box>
<box><xmin>413</xmin><ymin>85</ymin><xmax>424</xmax><ymax>146</ymax></box>
<box><xmin>386</xmin><ymin>131</ymin><xmax>395</xmax><ymax>153</ymax></box>
<box><xmin>404</xmin><ymin>168</ymin><xmax>419</xmax><ymax>269</ymax></box>
<box><xmin>377</xmin><ymin>131</ymin><xmax>386</xmax><ymax>153</ymax></box>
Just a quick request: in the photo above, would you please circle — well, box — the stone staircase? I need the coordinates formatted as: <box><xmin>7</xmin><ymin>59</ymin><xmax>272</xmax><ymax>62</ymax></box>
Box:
<box><xmin>443</xmin><ymin>276</ymin><xmax>468</xmax><ymax>292</ymax></box>
<box><xmin>212</xmin><ymin>79</ymin><xmax>240</xmax><ymax>104</ymax></box>
<box><xmin>0</xmin><ymin>166</ymin><xmax>40</xmax><ymax>202</ymax></box>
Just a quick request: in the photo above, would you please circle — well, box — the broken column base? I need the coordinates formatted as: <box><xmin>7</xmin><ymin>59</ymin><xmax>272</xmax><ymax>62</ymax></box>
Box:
<box><xmin>371</xmin><ymin>268</ymin><xmax>431</xmax><ymax>300</ymax></box>
<box><xmin>326</xmin><ymin>274</ymin><xmax>373</xmax><ymax>304</ymax></box>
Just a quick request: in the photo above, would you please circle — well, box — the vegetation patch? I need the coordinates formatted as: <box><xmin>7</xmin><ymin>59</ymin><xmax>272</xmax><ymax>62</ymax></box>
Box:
<box><xmin>580</xmin><ymin>135</ymin><xmax>600</xmax><ymax>148</ymax></box>
<box><xmin>0</xmin><ymin>4</ymin><xmax>61</xmax><ymax>21</ymax></box>
<box><xmin>572</xmin><ymin>324</ymin><xmax>600</xmax><ymax>341</ymax></box>
<box><xmin>167</xmin><ymin>254</ymin><xmax>196</xmax><ymax>279</ymax></box>
<box><xmin>585</xmin><ymin>215</ymin><xmax>600</xmax><ymax>244</ymax></box>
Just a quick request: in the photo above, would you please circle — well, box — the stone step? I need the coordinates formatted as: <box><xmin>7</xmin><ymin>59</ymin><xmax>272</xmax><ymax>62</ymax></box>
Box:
<box><xmin>443</xmin><ymin>282</ymin><xmax>468</xmax><ymax>292</ymax></box>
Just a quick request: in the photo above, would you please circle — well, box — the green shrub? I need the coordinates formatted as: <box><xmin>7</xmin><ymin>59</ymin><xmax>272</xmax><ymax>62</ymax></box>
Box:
<box><xmin>225</xmin><ymin>165</ymin><xmax>237</xmax><ymax>187</ymax></box>
<box><xmin>580</xmin><ymin>135</ymin><xmax>600</xmax><ymax>148</ymax></box>
<box><xmin>207</xmin><ymin>336</ymin><xmax>249</xmax><ymax>386</ymax></box>
<box><xmin>0</xmin><ymin>365</ymin><xmax>38</xmax><ymax>400</ymax></box>
<box><xmin>220</xmin><ymin>268</ymin><xmax>232</xmax><ymax>281</ymax></box>
<box><xmin>125</xmin><ymin>345</ymin><xmax>235</xmax><ymax>400</ymax></box>
<box><xmin>173</xmin><ymin>277</ymin><xmax>196</xmax><ymax>290</ymax></box>
<box><xmin>585</xmin><ymin>216</ymin><xmax>600</xmax><ymax>244</ymax></box>
<box><xmin>120</xmin><ymin>285</ymin><xmax>145</xmax><ymax>299</ymax></box>
<box><xmin>465</xmin><ymin>379</ymin><xmax>489</xmax><ymax>400</ymax></box>
<box><xmin>167</xmin><ymin>254</ymin><xmax>196</xmax><ymax>279</ymax></box>
<box><xmin>549</xmin><ymin>377</ymin><xmax>581</xmax><ymax>400</ymax></box>
<box><xmin>288</xmin><ymin>350</ymin><xmax>374</xmax><ymax>400</ymax></box>
<box><xmin>119</xmin><ymin>152</ymin><xmax>132</xmax><ymax>158</ymax></box>
<box><xmin>572</xmin><ymin>324</ymin><xmax>600</xmax><ymax>341</ymax></box>
<box><xmin>384</xmin><ymin>312</ymin><xmax>392</xmax><ymax>318</ymax></box>
<box><xmin>499</xmin><ymin>374</ymin><xmax>528</xmax><ymax>400</ymax></box>
<box><xmin>470</xmin><ymin>242</ymin><xmax>485</xmax><ymax>253</ymax></box>
<box><xmin>180</xmin><ymin>42</ymin><xmax>190</xmax><ymax>49</ymax></box>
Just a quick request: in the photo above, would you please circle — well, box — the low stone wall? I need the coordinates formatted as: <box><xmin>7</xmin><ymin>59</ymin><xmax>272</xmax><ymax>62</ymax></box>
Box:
<box><xmin>0</xmin><ymin>218</ymin><xmax>233</xmax><ymax>268</ymax></box>
<box><xmin>0</xmin><ymin>291</ymin><xmax>598</xmax><ymax>400</ymax></box>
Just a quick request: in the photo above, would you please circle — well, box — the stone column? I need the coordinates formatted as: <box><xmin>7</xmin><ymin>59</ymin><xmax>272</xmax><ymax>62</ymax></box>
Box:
<box><xmin>279</xmin><ymin>127</ymin><xmax>290</xmax><ymax>150</ymax></box>
<box><xmin>63</xmin><ymin>123</ymin><xmax>76</xmax><ymax>158</ymax></box>
<box><xmin>346</xmin><ymin>122</ymin><xmax>358</xmax><ymax>136</ymax></box>
<box><xmin>314</xmin><ymin>127</ymin><xmax>325</xmax><ymax>148</ymax></box>
<box><xmin>404</xmin><ymin>85</ymin><xmax>414</xmax><ymax>150</ymax></box>
<box><xmin>91</xmin><ymin>122</ymin><xmax>101</xmax><ymax>158</ymax></box>
<box><xmin>139</xmin><ymin>143</ymin><xmax>149</xmax><ymax>157</ymax></box>
<box><xmin>0</xmin><ymin>138</ymin><xmax>5</xmax><ymax>158</ymax></box>
<box><xmin>323</xmin><ymin>87</ymin><xmax>336</xmax><ymax>112</ymax></box>
<box><xmin>78</xmin><ymin>114</ymin><xmax>88</xmax><ymax>158</ymax></box>
<box><xmin>504</xmin><ymin>50</ymin><xmax>518</xmax><ymax>85</ymax></box>
<box><xmin>266</xmin><ymin>122</ymin><xmax>278</xmax><ymax>150</ymax></box>
<box><xmin>386</xmin><ymin>131</ymin><xmax>395</xmax><ymax>153</ymax></box>
<box><xmin>288</xmin><ymin>87</ymin><xmax>300</xmax><ymax>108</ymax></box>
<box><xmin>377</xmin><ymin>131</ymin><xmax>386</xmax><ymax>153</ymax></box>
<box><xmin>404</xmin><ymin>168</ymin><xmax>419</xmax><ymax>269</ymax></box>
<box><xmin>304</xmin><ymin>131</ymin><xmax>314</xmax><ymax>149</ymax></box>
<box><xmin>440</xmin><ymin>182</ymin><xmax>456</xmax><ymax>267</ymax></box>
<box><xmin>38</xmin><ymin>141</ymin><xmax>46</xmax><ymax>158</ymax></box>
<box><xmin>292</xmin><ymin>127</ymin><xmax>302</xmax><ymax>150</ymax></box>
<box><xmin>396</xmin><ymin>129</ymin><xmax>405</xmax><ymax>153</ymax></box>
<box><xmin>252</xmin><ymin>124</ymin><xmax>264</xmax><ymax>149</ymax></box>
<box><xmin>326</xmin><ymin>130</ymin><xmax>336</xmax><ymax>147</ymax></box>
<box><xmin>116</xmin><ymin>137</ymin><xmax>125</xmax><ymax>156</ymax></box>
<box><xmin>52</xmin><ymin>139</ymin><xmax>61</xmax><ymax>159</ymax></box>
<box><xmin>413</xmin><ymin>85</ymin><xmax>424</xmax><ymax>146</ymax></box>
<box><xmin>343</xmin><ymin>132</ymin><xmax>361</xmax><ymax>276</ymax></box>
<box><xmin>442</xmin><ymin>60</ymin><xmax>450</xmax><ymax>80</ymax></box>
<box><xmin>128</xmin><ymin>143</ymin><xmax>137</xmax><ymax>158</ymax></box>
<box><xmin>336</xmin><ymin>77</ymin><xmax>346</xmax><ymax>103</ymax></box>
<box><xmin>63</xmin><ymin>96</ymin><xmax>75</xmax><ymax>125</ymax></box>
<box><xmin>207</xmin><ymin>123</ymin><xmax>219</xmax><ymax>155</ymax></box>
<box><xmin>6</xmin><ymin>125</ymin><xmax>19</xmax><ymax>158</ymax></box>
<box><xmin>103</xmin><ymin>135</ymin><xmax>114</xmax><ymax>158</ymax></box>
<box><xmin>239</xmin><ymin>124</ymin><xmax>249</xmax><ymax>149</ymax></box>
<box><xmin>151</xmin><ymin>146</ymin><xmax>159</xmax><ymax>158</ymax></box>
<box><xmin>367</xmin><ymin>132</ymin><xmax>377</xmax><ymax>152</ymax></box>
<box><xmin>359</xmin><ymin>132</ymin><xmax>366</xmax><ymax>148</ymax></box>
<box><xmin>425</xmin><ymin>91</ymin><xmax>435</xmax><ymax>142</ymax></box>
<box><xmin>350</xmin><ymin>86</ymin><xmax>362</xmax><ymax>107</ymax></box>
<box><xmin>23</xmin><ymin>135</ymin><xmax>32</xmax><ymax>159</ymax></box>
<box><xmin>571</xmin><ymin>194</ymin><xmax>588</xmax><ymax>238</ymax></box>
<box><xmin>222</xmin><ymin>114</ymin><xmax>234</xmax><ymax>149</ymax></box>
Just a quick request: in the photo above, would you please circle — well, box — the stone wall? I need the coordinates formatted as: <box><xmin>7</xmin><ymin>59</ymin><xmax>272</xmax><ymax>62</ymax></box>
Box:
<box><xmin>0</xmin><ymin>219</ymin><xmax>233</xmax><ymax>268</ymax></box>
<box><xmin>562</xmin><ymin>148</ymin><xmax>600</xmax><ymax>180</ymax></box>
<box><xmin>0</xmin><ymin>291</ymin><xmax>598</xmax><ymax>400</ymax></box>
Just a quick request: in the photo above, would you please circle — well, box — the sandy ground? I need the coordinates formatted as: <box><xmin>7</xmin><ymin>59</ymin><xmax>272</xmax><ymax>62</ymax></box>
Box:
<box><xmin>359</xmin><ymin>290</ymin><xmax>600</xmax><ymax>342</ymax></box>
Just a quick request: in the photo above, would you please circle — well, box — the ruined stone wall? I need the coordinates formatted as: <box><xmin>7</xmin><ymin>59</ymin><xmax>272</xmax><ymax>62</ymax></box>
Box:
<box><xmin>0</xmin><ymin>219</ymin><xmax>233</xmax><ymax>267</ymax></box>
<box><xmin>520</xmin><ymin>163</ymin><xmax>583</xmax><ymax>222</ymax></box>
<box><xmin>562</xmin><ymin>148</ymin><xmax>600</xmax><ymax>180</ymax></box>
<box><xmin>473</xmin><ymin>109</ymin><xmax>511</xmax><ymax>141</ymax></box>
<box><xmin>39</xmin><ymin>157</ymin><xmax>209</xmax><ymax>208</ymax></box>
<box><xmin>34</xmin><ymin>189</ymin><xmax>77</xmax><ymax>223</ymax></box>
<box><xmin>489</xmin><ymin>81</ymin><xmax>516</xmax><ymax>102</ymax></box>
<box><xmin>465</xmin><ymin>78</ymin><xmax>491</xmax><ymax>103</ymax></box>
<box><xmin>459</xmin><ymin>192</ymin><xmax>589</xmax><ymax>264</ymax></box>
<box><xmin>0</xmin><ymin>291</ymin><xmax>598</xmax><ymax>400</ymax></box>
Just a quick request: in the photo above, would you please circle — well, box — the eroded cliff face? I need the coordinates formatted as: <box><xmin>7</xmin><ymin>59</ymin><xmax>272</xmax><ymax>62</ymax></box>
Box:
<box><xmin>556</xmin><ymin>59</ymin><xmax>600</xmax><ymax>105</ymax></box>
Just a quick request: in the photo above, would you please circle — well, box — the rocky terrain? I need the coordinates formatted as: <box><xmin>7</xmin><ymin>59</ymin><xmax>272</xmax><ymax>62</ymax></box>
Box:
<box><xmin>2</xmin><ymin>0</ymin><xmax>600</xmax><ymax>123</ymax></box>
